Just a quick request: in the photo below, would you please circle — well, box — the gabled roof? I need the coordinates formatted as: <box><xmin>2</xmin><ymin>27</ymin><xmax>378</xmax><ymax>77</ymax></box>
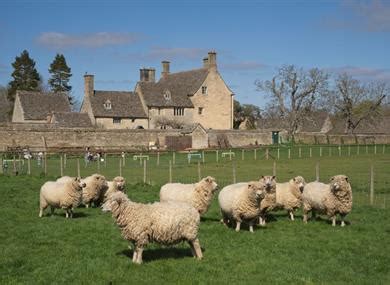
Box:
<box><xmin>0</xmin><ymin>91</ymin><xmax>11</xmax><ymax>122</ymax></box>
<box><xmin>328</xmin><ymin>115</ymin><xmax>390</xmax><ymax>134</ymax></box>
<box><xmin>17</xmin><ymin>91</ymin><xmax>71</xmax><ymax>120</ymax></box>
<box><xmin>49</xmin><ymin>112</ymin><xmax>93</xmax><ymax>128</ymax></box>
<box><xmin>89</xmin><ymin>91</ymin><xmax>147</xmax><ymax>118</ymax></box>
<box><xmin>138</xmin><ymin>68</ymin><xmax>209</xmax><ymax>108</ymax></box>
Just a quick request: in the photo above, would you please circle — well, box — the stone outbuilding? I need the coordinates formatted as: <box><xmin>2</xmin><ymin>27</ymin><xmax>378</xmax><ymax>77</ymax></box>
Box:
<box><xmin>12</xmin><ymin>91</ymin><xmax>71</xmax><ymax>123</ymax></box>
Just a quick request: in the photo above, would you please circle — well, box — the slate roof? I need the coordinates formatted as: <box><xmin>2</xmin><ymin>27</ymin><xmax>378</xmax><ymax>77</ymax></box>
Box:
<box><xmin>17</xmin><ymin>91</ymin><xmax>71</xmax><ymax>120</ymax></box>
<box><xmin>138</xmin><ymin>68</ymin><xmax>209</xmax><ymax>108</ymax></box>
<box><xmin>89</xmin><ymin>91</ymin><xmax>147</xmax><ymax>118</ymax></box>
<box><xmin>299</xmin><ymin>111</ymin><xmax>330</xmax><ymax>132</ymax></box>
<box><xmin>50</xmin><ymin>112</ymin><xmax>93</xmax><ymax>128</ymax></box>
<box><xmin>0</xmin><ymin>91</ymin><xmax>11</xmax><ymax>122</ymax></box>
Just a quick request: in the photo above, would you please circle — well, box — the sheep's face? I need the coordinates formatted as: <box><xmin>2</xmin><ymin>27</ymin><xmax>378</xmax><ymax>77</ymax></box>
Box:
<box><xmin>330</xmin><ymin>175</ymin><xmax>350</xmax><ymax>192</ymax></box>
<box><xmin>248</xmin><ymin>182</ymin><xmax>266</xmax><ymax>200</ymax></box>
<box><xmin>293</xmin><ymin>176</ymin><xmax>306</xmax><ymax>192</ymax></box>
<box><xmin>73</xmin><ymin>177</ymin><xmax>86</xmax><ymax>191</ymax></box>
<box><xmin>93</xmin><ymin>174</ymin><xmax>108</xmax><ymax>188</ymax></box>
<box><xmin>203</xmin><ymin>176</ymin><xmax>218</xmax><ymax>193</ymax></box>
<box><xmin>260</xmin><ymin>175</ymin><xmax>276</xmax><ymax>193</ymax></box>
<box><xmin>113</xmin><ymin>176</ymin><xmax>126</xmax><ymax>191</ymax></box>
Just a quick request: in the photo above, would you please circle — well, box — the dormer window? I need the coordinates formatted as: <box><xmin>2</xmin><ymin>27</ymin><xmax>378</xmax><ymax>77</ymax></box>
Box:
<box><xmin>202</xmin><ymin>86</ymin><xmax>207</xmax><ymax>95</ymax></box>
<box><xmin>164</xmin><ymin>90</ymin><xmax>171</xmax><ymax>100</ymax></box>
<box><xmin>104</xmin><ymin>100</ymin><xmax>112</xmax><ymax>110</ymax></box>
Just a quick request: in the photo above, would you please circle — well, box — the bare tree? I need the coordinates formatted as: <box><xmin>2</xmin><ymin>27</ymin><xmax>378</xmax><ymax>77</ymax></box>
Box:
<box><xmin>256</xmin><ymin>65</ymin><xmax>328</xmax><ymax>139</ymax></box>
<box><xmin>332</xmin><ymin>73</ymin><xmax>387</xmax><ymax>134</ymax></box>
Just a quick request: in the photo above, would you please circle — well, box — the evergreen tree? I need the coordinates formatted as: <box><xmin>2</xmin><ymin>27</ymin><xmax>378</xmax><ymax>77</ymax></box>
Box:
<box><xmin>48</xmin><ymin>54</ymin><xmax>73</xmax><ymax>104</ymax></box>
<box><xmin>7</xmin><ymin>50</ymin><xmax>41</xmax><ymax>102</ymax></box>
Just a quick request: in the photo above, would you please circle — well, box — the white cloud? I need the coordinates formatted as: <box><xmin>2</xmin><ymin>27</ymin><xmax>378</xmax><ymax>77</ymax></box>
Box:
<box><xmin>327</xmin><ymin>66</ymin><xmax>390</xmax><ymax>81</ymax></box>
<box><xmin>36</xmin><ymin>32</ymin><xmax>141</xmax><ymax>49</ymax></box>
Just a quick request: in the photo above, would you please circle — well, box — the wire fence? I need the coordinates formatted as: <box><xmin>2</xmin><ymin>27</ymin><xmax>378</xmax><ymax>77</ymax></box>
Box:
<box><xmin>1</xmin><ymin>144</ymin><xmax>389</xmax><ymax>208</ymax></box>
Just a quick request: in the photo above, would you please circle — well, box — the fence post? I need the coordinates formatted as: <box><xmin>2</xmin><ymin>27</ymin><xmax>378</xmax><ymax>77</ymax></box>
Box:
<box><xmin>216</xmin><ymin>150</ymin><xmax>219</xmax><ymax>163</ymax></box>
<box><xmin>320</xmin><ymin>146</ymin><xmax>322</xmax><ymax>157</ymax></box>
<box><xmin>374</xmin><ymin>144</ymin><xmax>377</xmax><ymax>155</ymax></box>
<box><xmin>119</xmin><ymin>158</ymin><xmax>122</xmax><ymax>177</ymax></box>
<box><xmin>370</xmin><ymin>163</ymin><xmax>374</xmax><ymax>206</ymax></box>
<box><xmin>348</xmin><ymin>145</ymin><xmax>351</xmax><ymax>156</ymax></box>
<box><xmin>338</xmin><ymin>146</ymin><xmax>341</xmax><ymax>157</ymax></box>
<box><xmin>12</xmin><ymin>155</ymin><xmax>16</xmax><ymax>175</ymax></box>
<box><xmin>104</xmin><ymin>153</ymin><xmax>107</xmax><ymax>168</ymax></box>
<box><xmin>232</xmin><ymin>161</ymin><xmax>236</xmax><ymax>184</ymax></box>
<box><xmin>27</xmin><ymin>158</ymin><xmax>31</xmax><ymax>175</ymax></box>
<box><xmin>288</xmin><ymin>149</ymin><xmax>291</xmax><ymax>159</ymax></box>
<box><xmin>309</xmin><ymin>147</ymin><xmax>312</xmax><ymax>158</ymax></box>
<box><xmin>64</xmin><ymin>153</ymin><xmax>67</xmax><ymax>169</ymax></box>
<box><xmin>366</xmin><ymin>145</ymin><xmax>368</xmax><ymax>155</ymax></box>
<box><xmin>383</xmin><ymin>145</ymin><xmax>385</xmax><ymax>154</ymax></box>
<box><xmin>299</xmin><ymin>147</ymin><xmax>301</xmax><ymax>158</ymax></box>
<box><xmin>229</xmin><ymin>149</ymin><xmax>232</xmax><ymax>161</ymax></box>
<box><xmin>198</xmin><ymin>161</ymin><xmax>201</xmax><ymax>181</ymax></box>
<box><xmin>44</xmin><ymin>153</ymin><xmax>47</xmax><ymax>176</ymax></box>
<box><xmin>157</xmin><ymin>151</ymin><xmax>160</xmax><ymax>166</ymax></box>
<box><xmin>0</xmin><ymin>157</ymin><xmax>2</xmax><ymax>175</ymax></box>
<box><xmin>97</xmin><ymin>157</ymin><xmax>100</xmax><ymax>172</ymax></box>
<box><xmin>143</xmin><ymin>159</ymin><xmax>147</xmax><ymax>184</ymax></box>
<box><xmin>123</xmin><ymin>152</ymin><xmax>126</xmax><ymax>166</ymax></box>
<box><xmin>316</xmin><ymin>161</ymin><xmax>320</xmax><ymax>182</ymax></box>
<box><xmin>169</xmin><ymin>160</ymin><xmax>172</xmax><ymax>183</ymax></box>
<box><xmin>241</xmin><ymin>149</ymin><xmax>244</xmax><ymax>161</ymax></box>
<box><xmin>254</xmin><ymin>149</ymin><xmax>257</xmax><ymax>160</ymax></box>
<box><xmin>173</xmin><ymin>152</ymin><xmax>176</xmax><ymax>165</ymax></box>
<box><xmin>77</xmin><ymin>158</ymin><xmax>80</xmax><ymax>177</ymax></box>
<box><xmin>277</xmin><ymin>148</ymin><xmax>280</xmax><ymax>160</ymax></box>
<box><xmin>273</xmin><ymin>160</ymin><xmax>276</xmax><ymax>176</ymax></box>
<box><xmin>266</xmin><ymin>148</ymin><xmax>269</xmax><ymax>160</ymax></box>
<box><xmin>202</xmin><ymin>150</ymin><xmax>205</xmax><ymax>163</ymax></box>
<box><xmin>60</xmin><ymin>155</ymin><xmax>63</xmax><ymax>177</ymax></box>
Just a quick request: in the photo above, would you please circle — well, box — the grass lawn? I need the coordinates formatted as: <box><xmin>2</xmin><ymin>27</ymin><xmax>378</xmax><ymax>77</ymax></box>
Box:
<box><xmin>1</xmin><ymin>148</ymin><xmax>390</xmax><ymax>284</ymax></box>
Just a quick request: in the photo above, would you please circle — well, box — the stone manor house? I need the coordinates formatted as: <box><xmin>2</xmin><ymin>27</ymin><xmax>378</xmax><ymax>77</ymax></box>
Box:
<box><xmin>81</xmin><ymin>51</ymin><xmax>234</xmax><ymax>130</ymax></box>
<box><xmin>9</xmin><ymin>51</ymin><xmax>234</xmax><ymax>130</ymax></box>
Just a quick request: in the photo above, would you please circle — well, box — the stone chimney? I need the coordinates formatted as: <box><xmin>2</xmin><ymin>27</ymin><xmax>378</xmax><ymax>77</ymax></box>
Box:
<box><xmin>84</xmin><ymin>74</ymin><xmax>94</xmax><ymax>98</ymax></box>
<box><xmin>140</xmin><ymin>68</ymin><xmax>155</xmax><ymax>83</ymax></box>
<box><xmin>161</xmin><ymin>61</ymin><xmax>170</xmax><ymax>79</ymax></box>
<box><xmin>203</xmin><ymin>57</ymin><xmax>209</xmax><ymax>68</ymax></box>
<box><xmin>208</xmin><ymin>51</ymin><xmax>217</xmax><ymax>70</ymax></box>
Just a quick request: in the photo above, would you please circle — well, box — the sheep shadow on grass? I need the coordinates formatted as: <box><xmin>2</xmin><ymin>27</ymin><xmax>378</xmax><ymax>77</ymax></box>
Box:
<box><xmin>119</xmin><ymin>246</ymin><xmax>206</xmax><ymax>263</ymax></box>
<box><xmin>44</xmin><ymin>212</ymin><xmax>89</xmax><ymax>219</ymax></box>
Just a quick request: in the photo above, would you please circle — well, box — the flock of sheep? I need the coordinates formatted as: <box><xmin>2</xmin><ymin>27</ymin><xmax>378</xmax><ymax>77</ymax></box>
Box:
<box><xmin>39</xmin><ymin>172</ymin><xmax>353</xmax><ymax>264</ymax></box>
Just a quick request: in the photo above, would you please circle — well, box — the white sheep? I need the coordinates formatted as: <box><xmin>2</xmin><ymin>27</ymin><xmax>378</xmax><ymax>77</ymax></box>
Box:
<box><xmin>302</xmin><ymin>175</ymin><xmax>353</xmax><ymax>227</ymax></box>
<box><xmin>160</xmin><ymin>176</ymin><xmax>218</xmax><ymax>215</ymax></box>
<box><xmin>82</xmin><ymin>174</ymin><xmax>108</xmax><ymax>208</ymax></box>
<box><xmin>258</xmin><ymin>175</ymin><xmax>277</xmax><ymax>226</ymax></box>
<box><xmin>102</xmin><ymin>192</ymin><xmax>202</xmax><ymax>264</ymax></box>
<box><xmin>39</xmin><ymin>177</ymin><xmax>86</xmax><ymax>218</ymax></box>
<box><xmin>218</xmin><ymin>181</ymin><xmax>267</xmax><ymax>232</ymax></box>
<box><xmin>103</xmin><ymin>176</ymin><xmax>126</xmax><ymax>203</ymax></box>
<box><xmin>273</xmin><ymin>176</ymin><xmax>306</xmax><ymax>221</ymax></box>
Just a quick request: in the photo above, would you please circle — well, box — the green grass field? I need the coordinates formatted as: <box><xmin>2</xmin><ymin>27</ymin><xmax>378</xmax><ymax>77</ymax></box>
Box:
<box><xmin>1</xmin><ymin>146</ymin><xmax>390</xmax><ymax>284</ymax></box>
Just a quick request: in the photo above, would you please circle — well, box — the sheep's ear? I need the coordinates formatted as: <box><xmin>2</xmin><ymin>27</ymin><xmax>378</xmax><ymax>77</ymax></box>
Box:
<box><xmin>205</xmin><ymin>177</ymin><xmax>211</xmax><ymax>183</ymax></box>
<box><xmin>272</xmin><ymin>175</ymin><xmax>276</xmax><ymax>180</ymax></box>
<box><xmin>330</xmin><ymin>176</ymin><xmax>335</xmax><ymax>181</ymax></box>
<box><xmin>345</xmin><ymin>176</ymin><xmax>349</xmax><ymax>182</ymax></box>
<box><xmin>293</xmin><ymin>177</ymin><xmax>296</xmax><ymax>182</ymax></box>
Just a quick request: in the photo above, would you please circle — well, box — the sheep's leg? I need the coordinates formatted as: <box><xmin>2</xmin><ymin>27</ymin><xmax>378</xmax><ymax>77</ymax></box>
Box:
<box><xmin>340</xmin><ymin>215</ymin><xmax>346</xmax><ymax>227</ymax></box>
<box><xmin>311</xmin><ymin>211</ymin><xmax>316</xmax><ymax>220</ymax></box>
<box><xmin>69</xmin><ymin>209</ymin><xmax>73</xmax><ymax>218</ymax></box>
<box><xmin>192</xmin><ymin>238</ymin><xmax>203</xmax><ymax>260</ymax></box>
<box><xmin>188</xmin><ymin>241</ymin><xmax>197</xmax><ymax>258</ymax></box>
<box><xmin>259</xmin><ymin>215</ymin><xmax>266</xmax><ymax>227</ymax></box>
<box><xmin>303</xmin><ymin>210</ymin><xmax>308</xmax><ymax>224</ymax></box>
<box><xmin>135</xmin><ymin>246</ymin><xmax>143</xmax><ymax>264</ymax></box>
<box><xmin>289</xmin><ymin>211</ymin><xmax>295</xmax><ymax>221</ymax></box>
<box><xmin>235</xmin><ymin>221</ymin><xmax>241</xmax><ymax>232</ymax></box>
<box><xmin>249</xmin><ymin>221</ymin><xmax>254</xmax><ymax>233</ymax></box>
<box><xmin>39</xmin><ymin>208</ymin><xmax>44</xmax><ymax>217</ymax></box>
<box><xmin>331</xmin><ymin>216</ymin><xmax>336</xmax><ymax>227</ymax></box>
<box><xmin>132</xmin><ymin>250</ymin><xmax>137</xmax><ymax>263</ymax></box>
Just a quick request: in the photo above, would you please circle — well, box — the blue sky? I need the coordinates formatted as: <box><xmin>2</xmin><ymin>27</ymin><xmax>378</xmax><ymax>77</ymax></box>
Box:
<box><xmin>0</xmin><ymin>0</ymin><xmax>389</xmax><ymax>108</ymax></box>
